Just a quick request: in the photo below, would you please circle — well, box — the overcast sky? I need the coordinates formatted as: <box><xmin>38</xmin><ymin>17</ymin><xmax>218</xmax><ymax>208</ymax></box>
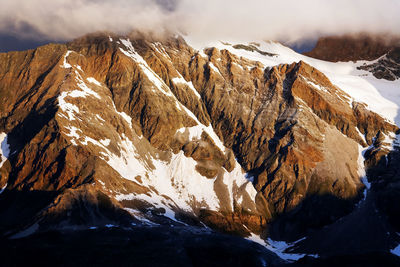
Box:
<box><xmin>1</xmin><ymin>0</ymin><xmax>399</xmax><ymax>52</ymax></box>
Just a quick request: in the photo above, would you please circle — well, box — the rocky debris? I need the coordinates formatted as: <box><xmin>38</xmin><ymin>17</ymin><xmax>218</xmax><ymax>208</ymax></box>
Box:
<box><xmin>358</xmin><ymin>47</ymin><xmax>400</xmax><ymax>81</ymax></box>
<box><xmin>0</xmin><ymin>32</ymin><xmax>397</xmax><ymax>244</ymax></box>
<box><xmin>305</xmin><ymin>34</ymin><xmax>400</xmax><ymax>62</ymax></box>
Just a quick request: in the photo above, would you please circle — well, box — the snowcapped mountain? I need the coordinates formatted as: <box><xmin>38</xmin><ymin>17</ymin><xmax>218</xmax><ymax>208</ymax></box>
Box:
<box><xmin>0</xmin><ymin>31</ymin><xmax>400</xmax><ymax>265</ymax></box>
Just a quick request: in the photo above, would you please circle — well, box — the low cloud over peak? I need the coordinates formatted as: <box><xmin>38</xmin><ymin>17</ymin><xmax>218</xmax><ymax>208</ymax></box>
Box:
<box><xmin>1</xmin><ymin>0</ymin><xmax>399</xmax><ymax>44</ymax></box>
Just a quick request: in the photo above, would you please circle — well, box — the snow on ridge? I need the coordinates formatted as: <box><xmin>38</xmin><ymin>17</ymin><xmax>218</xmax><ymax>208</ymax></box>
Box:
<box><xmin>151</xmin><ymin>42</ymin><xmax>171</xmax><ymax>60</ymax></box>
<box><xmin>171</xmin><ymin>77</ymin><xmax>201</xmax><ymax>99</ymax></box>
<box><xmin>302</xmin><ymin>76</ymin><xmax>330</xmax><ymax>94</ymax></box>
<box><xmin>100</xmin><ymin>138</ymin><xmax>111</xmax><ymax>146</ymax></box>
<box><xmin>61</xmin><ymin>51</ymin><xmax>73</xmax><ymax>69</ymax></box>
<box><xmin>110</xmin><ymin>101</ymin><xmax>132</xmax><ymax>128</ymax></box>
<box><xmin>119</xmin><ymin>38</ymin><xmax>175</xmax><ymax>98</ymax></box>
<box><xmin>0</xmin><ymin>133</ymin><xmax>10</xmax><ymax>169</ymax></box>
<box><xmin>176</xmin><ymin>105</ymin><xmax>225</xmax><ymax>152</ymax></box>
<box><xmin>96</xmin><ymin>114</ymin><xmax>105</xmax><ymax>123</ymax></box>
<box><xmin>184</xmin><ymin>37</ymin><xmax>400</xmax><ymax>126</ymax></box>
<box><xmin>64</xmin><ymin>126</ymin><xmax>82</xmax><ymax>146</ymax></box>
<box><xmin>208</xmin><ymin>62</ymin><xmax>222</xmax><ymax>76</ymax></box>
<box><xmin>0</xmin><ymin>183</ymin><xmax>7</xmax><ymax>195</ymax></box>
<box><xmin>58</xmin><ymin>69</ymin><xmax>103</xmax><ymax>122</ymax></box>
<box><xmin>246</xmin><ymin>233</ymin><xmax>315</xmax><ymax>261</ymax></box>
<box><xmin>301</xmin><ymin>75</ymin><xmax>353</xmax><ymax>106</ymax></box>
<box><xmin>74</xmin><ymin>72</ymin><xmax>101</xmax><ymax>99</ymax></box>
<box><xmin>58</xmin><ymin>92</ymin><xmax>81</xmax><ymax>121</ymax></box>
<box><xmin>358</xmin><ymin>145</ymin><xmax>369</xmax><ymax>199</ymax></box>
<box><xmin>87</xmin><ymin>77</ymin><xmax>102</xmax><ymax>87</ymax></box>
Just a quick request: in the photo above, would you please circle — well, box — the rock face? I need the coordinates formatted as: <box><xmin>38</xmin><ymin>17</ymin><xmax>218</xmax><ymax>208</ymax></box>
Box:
<box><xmin>0</xmin><ymin>32</ymin><xmax>397</xmax><ymax>242</ymax></box>
<box><xmin>305</xmin><ymin>34</ymin><xmax>400</xmax><ymax>62</ymax></box>
<box><xmin>358</xmin><ymin>47</ymin><xmax>400</xmax><ymax>81</ymax></box>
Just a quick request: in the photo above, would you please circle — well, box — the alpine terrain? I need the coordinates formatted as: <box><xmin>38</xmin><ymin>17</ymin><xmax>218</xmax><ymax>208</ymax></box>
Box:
<box><xmin>0</xmin><ymin>31</ymin><xmax>400</xmax><ymax>266</ymax></box>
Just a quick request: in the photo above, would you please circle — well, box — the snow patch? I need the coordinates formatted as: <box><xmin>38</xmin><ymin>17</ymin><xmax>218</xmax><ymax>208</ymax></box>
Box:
<box><xmin>208</xmin><ymin>62</ymin><xmax>222</xmax><ymax>76</ymax></box>
<box><xmin>124</xmin><ymin>208</ymin><xmax>160</xmax><ymax>226</ymax></box>
<box><xmin>246</xmin><ymin>234</ymin><xmax>312</xmax><ymax>261</ymax></box>
<box><xmin>0</xmin><ymin>183</ymin><xmax>7</xmax><ymax>195</ymax></box>
<box><xmin>0</xmin><ymin>133</ymin><xmax>10</xmax><ymax>168</ymax></box>
<box><xmin>61</xmin><ymin>51</ymin><xmax>73</xmax><ymax>68</ymax></box>
<box><xmin>64</xmin><ymin>126</ymin><xmax>82</xmax><ymax>146</ymax></box>
<box><xmin>58</xmin><ymin>92</ymin><xmax>80</xmax><ymax>121</ymax></box>
<box><xmin>391</xmin><ymin>242</ymin><xmax>400</xmax><ymax>256</ymax></box>
<box><xmin>110</xmin><ymin>101</ymin><xmax>132</xmax><ymax>128</ymax></box>
<box><xmin>75</xmin><ymin>74</ymin><xmax>101</xmax><ymax>99</ymax></box>
<box><xmin>176</xmin><ymin>105</ymin><xmax>225</xmax><ymax>152</ymax></box>
<box><xmin>100</xmin><ymin>139</ymin><xmax>111</xmax><ymax>146</ymax></box>
<box><xmin>119</xmin><ymin>38</ymin><xmax>174</xmax><ymax>97</ymax></box>
<box><xmin>100</xmin><ymin>133</ymin><xmax>149</xmax><ymax>180</ymax></box>
<box><xmin>358</xmin><ymin>145</ymin><xmax>370</xmax><ymax>199</ymax></box>
<box><xmin>95</xmin><ymin>114</ymin><xmax>106</xmax><ymax>122</ymax></box>
<box><xmin>172</xmin><ymin>77</ymin><xmax>201</xmax><ymax>99</ymax></box>
<box><xmin>58</xmin><ymin>72</ymin><xmax>101</xmax><ymax>121</ymax></box>
<box><xmin>11</xmin><ymin>223</ymin><xmax>39</xmax><ymax>239</ymax></box>
<box><xmin>87</xmin><ymin>77</ymin><xmax>102</xmax><ymax>87</ymax></box>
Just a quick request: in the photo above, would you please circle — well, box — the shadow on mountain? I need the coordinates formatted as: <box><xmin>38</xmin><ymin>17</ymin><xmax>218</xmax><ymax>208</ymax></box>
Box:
<box><xmin>0</xmin><ymin>189</ymin><xmax>58</xmax><ymax>235</ymax></box>
<box><xmin>0</xmin><ymin>187</ymin><xmax>134</xmax><ymax>237</ymax></box>
<box><xmin>293</xmin><ymin>252</ymin><xmax>400</xmax><ymax>267</ymax></box>
<box><xmin>0</xmin><ymin>222</ymin><xmax>285</xmax><ymax>267</ymax></box>
<box><xmin>285</xmin><ymin>145</ymin><xmax>400</xmax><ymax>259</ymax></box>
<box><xmin>267</xmin><ymin>192</ymin><xmax>360</xmax><ymax>242</ymax></box>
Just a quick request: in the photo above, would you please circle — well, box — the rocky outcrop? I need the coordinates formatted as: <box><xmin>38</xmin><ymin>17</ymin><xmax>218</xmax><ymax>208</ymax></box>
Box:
<box><xmin>0</xmin><ymin>32</ymin><xmax>397</xmax><ymax>241</ymax></box>
<box><xmin>358</xmin><ymin>47</ymin><xmax>400</xmax><ymax>81</ymax></box>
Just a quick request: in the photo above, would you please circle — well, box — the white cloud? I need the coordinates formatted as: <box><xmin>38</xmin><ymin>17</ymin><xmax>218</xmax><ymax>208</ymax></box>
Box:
<box><xmin>0</xmin><ymin>0</ymin><xmax>399</xmax><ymax>42</ymax></box>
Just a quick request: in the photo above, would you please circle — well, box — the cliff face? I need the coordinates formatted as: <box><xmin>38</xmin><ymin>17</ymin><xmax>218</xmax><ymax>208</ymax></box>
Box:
<box><xmin>0</xmin><ymin>32</ymin><xmax>397</xmax><ymax>240</ymax></box>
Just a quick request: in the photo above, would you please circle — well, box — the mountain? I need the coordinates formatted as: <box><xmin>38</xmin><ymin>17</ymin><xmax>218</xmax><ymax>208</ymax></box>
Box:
<box><xmin>1</xmin><ymin>31</ymin><xmax>400</xmax><ymax>265</ymax></box>
<box><xmin>304</xmin><ymin>34</ymin><xmax>400</xmax><ymax>62</ymax></box>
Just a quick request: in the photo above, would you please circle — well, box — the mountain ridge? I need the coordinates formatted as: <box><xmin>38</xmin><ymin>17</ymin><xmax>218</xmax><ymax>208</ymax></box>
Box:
<box><xmin>0</xmin><ymin>31</ymin><xmax>400</xmax><ymax>263</ymax></box>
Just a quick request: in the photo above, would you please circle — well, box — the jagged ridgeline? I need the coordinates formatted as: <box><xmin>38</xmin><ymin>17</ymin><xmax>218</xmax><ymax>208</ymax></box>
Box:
<box><xmin>0</xmin><ymin>32</ymin><xmax>398</xmax><ymax>246</ymax></box>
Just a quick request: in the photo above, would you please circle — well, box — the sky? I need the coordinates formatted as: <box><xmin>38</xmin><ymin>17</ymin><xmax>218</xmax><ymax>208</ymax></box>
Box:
<box><xmin>1</xmin><ymin>0</ymin><xmax>400</xmax><ymax>52</ymax></box>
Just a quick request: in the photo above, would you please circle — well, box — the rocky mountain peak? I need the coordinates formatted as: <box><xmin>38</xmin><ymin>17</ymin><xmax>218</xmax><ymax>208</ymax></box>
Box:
<box><xmin>0</xmin><ymin>32</ymin><xmax>399</xmax><ymax>258</ymax></box>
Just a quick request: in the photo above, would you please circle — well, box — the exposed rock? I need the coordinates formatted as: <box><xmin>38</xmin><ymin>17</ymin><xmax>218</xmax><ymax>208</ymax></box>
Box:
<box><xmin>358</xmin><ymin>47</ymin><xmax>400</xmax><ymax>81</ymax></box>
<box><xmin>0</xmin><ymin>32</ymin><xmax>397</xmax><ymax>242</ymax></box>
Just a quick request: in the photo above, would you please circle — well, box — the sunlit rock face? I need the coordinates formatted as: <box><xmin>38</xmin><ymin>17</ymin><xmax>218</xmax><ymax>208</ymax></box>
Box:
<box><xmin>0</xmin><ymin>32</ymin><xmax>397</xmax><ymax>242</ymax></box>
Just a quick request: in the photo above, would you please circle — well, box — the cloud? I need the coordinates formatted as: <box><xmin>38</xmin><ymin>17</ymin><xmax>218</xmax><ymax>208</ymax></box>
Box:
<box><xmin>1</xmin><ymin>0</ymin><xmax>399</xmax><ymax>43</ymax></box>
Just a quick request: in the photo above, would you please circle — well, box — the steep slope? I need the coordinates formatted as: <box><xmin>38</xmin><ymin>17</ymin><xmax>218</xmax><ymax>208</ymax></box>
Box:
<box><xmin>0</xmin><ymin>32</ymin><xmax>398</xmax><ymax>258</ymax></box>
